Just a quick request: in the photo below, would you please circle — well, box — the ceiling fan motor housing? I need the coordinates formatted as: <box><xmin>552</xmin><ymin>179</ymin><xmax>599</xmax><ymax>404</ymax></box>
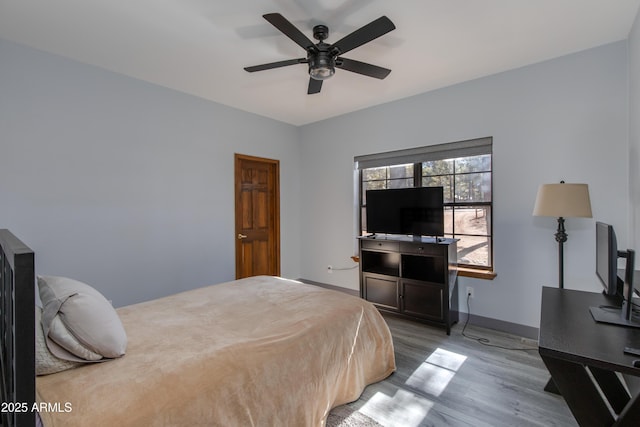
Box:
<box><xmin>313</xmin><ymin>24</ymin><xmax>329</xmax><ymax>41</ymax></box>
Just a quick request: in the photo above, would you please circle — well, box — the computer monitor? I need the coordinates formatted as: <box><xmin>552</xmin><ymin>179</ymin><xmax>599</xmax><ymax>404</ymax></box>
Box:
<box><xmin>595</xmin><ymin>222</ymin><xmax>621</xmax><ymax>296</ymax></box>
<box><xmin>589</xmin><ymin>222</ymin><xmax>638</xmax><ymax>328</ymax></box>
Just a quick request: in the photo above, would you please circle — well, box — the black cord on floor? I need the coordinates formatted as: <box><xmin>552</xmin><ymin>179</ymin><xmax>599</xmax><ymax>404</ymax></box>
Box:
<box><xmin>461</xmin><ymin>293</ymin><xmax>538</xmax><ymax>352</ymax></box>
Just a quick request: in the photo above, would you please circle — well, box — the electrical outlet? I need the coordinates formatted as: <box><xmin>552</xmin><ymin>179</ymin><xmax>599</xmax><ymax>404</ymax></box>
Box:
<box><xmin>466</xmin><ymin>286</ymin><xmax>474</xmax><ymax>298</ymax></box>
<box><xmin>327</xmin><ymin>265</ymin><xmax>333</xmax><ymax>274</ymax></box>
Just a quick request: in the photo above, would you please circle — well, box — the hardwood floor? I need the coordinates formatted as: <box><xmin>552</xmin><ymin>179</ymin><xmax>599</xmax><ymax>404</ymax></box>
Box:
<box><xmin>333</xmin><ymin>314</ymin><xmax>577</xmax><ymax>427</ymax></box>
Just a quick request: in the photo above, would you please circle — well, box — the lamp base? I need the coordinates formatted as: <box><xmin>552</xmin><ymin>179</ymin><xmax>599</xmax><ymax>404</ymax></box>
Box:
<box><xmin>555</xmin><ymin>217</ymin><xmax>566</xmax><ymax>289</ymax></box>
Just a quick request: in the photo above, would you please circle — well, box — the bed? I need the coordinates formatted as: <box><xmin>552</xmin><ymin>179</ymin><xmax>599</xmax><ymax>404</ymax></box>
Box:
<box><xmin>0</xmin><ymin>229</ymin><xmax>395</xmax><ymax>427</ymax></box>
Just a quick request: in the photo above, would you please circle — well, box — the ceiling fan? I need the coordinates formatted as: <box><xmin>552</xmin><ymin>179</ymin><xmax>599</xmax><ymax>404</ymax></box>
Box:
<box><xmin>244</xmin><ymin>13</ymin><xmax>396</xmax><ymax>94</ymax></box>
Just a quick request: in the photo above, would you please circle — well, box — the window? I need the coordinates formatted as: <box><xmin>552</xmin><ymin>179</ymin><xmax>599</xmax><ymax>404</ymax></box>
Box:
<box><xmin>356</xmin><ymin>137</ymin><xmax>493</xmax><ymax>271</ymax></box>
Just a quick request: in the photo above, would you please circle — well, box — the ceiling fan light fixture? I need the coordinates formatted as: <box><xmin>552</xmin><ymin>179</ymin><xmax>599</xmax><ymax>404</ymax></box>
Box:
<box><xmin>309</xmin><ymin>66</ymin><xmax>335</xmax><ymax>80</ymax></box>
<box><xmin>308</xmin><ymin>52</ymin><xmax>335</xmax><ymax>80</ymax></box>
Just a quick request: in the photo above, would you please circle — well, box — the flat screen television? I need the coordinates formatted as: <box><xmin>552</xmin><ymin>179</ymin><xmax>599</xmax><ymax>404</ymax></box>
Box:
<box><xmin>590</xmin><ymin>221</ymin><xmax>638</xmax><ymax>328</ymax></box>
<box><xmin>365</xmin><ymin>187</ymin><xmax>444</xmax><ymax>237</ymax></box>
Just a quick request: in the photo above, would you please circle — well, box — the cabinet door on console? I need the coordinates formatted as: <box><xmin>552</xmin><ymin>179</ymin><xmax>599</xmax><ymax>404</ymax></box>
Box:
<box><xmin>401</xmin><ymin>280</ymin><xmax>444</xmax><ymax>321</ymax></box>
<box><xmin>363</xmin><ymin>274</ymin><xmax>399</xmax><ymax>310</ymax></box>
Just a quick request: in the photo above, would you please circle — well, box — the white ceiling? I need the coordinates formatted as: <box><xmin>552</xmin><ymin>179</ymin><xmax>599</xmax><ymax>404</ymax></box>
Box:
<box><xmin>1</xmin><ymin>0</ymin><xmax>639</xmax><ymax>126</ymax></box>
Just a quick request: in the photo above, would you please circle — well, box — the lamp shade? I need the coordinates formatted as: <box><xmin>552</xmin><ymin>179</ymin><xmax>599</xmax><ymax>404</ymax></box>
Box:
<box><xmin>532</xmin><ymin>183</ymin><xmax>592</xmax><ymax>218</ymax></box>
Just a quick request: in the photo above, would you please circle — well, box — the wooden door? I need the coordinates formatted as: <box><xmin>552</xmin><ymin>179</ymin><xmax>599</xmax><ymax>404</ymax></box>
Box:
<box><xmin>234</xmin><ymin>154</ymin><xmax>280</xmax><ymax>279</ymax></box>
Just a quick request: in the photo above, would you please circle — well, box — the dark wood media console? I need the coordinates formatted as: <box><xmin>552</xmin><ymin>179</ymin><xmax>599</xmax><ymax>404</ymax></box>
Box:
<box><xmin>359</xmin><ymin>235</ymin><xmax>458</xmax><ymax>334</ymax></box>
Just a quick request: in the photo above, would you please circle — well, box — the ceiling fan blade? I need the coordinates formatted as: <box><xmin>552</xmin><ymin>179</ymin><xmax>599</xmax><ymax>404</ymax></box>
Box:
<box><xmin>336</xmin><ymin>57</ymin><xmax>391</xmax><ymax>79</ymax></box>
<box><xmin>308</xmin><ymin>78</ymin><xmax>323</xmax><ymax>94</ymax></box>
<box><xmin>263</xmin><ymin>13</ymin><xmax>317</xmax><ymax>52</ymax></box>
<box><xmin>244</xmin><ymin>58</ymin><xmax>306</xmax><ymax>72</ymax></box>
<box><xmin>330</xmin><ymin>16</ymin><xmax>395</xmax><ymax>55</ymax></box>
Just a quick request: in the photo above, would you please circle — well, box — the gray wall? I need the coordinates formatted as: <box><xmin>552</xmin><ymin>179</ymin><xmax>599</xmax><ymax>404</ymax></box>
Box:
<box><xmin>624</xmin><ymin>8</ymin><xmax>640</xmax><ymax>395</ymax></box>
<box><xmin>298</xmin><ymin>41</ymin><xmax>630</xmax><ymax>329</ymax></box>
<box><xmin>631</xmin><ymin>9</ymin><xmax>640</xmax><ymax>251</ymax></box>
<box><xmin>0</xmin><ymin>39</ymin><xmax>302</xmax><ymax>307</ymax></box>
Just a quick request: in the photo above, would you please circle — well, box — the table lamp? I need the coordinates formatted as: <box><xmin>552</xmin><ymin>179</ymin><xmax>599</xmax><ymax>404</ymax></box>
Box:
<box><xmin>533</xmin><ymin>181</ymin><xmax>592</xmax><ymax>289</ymax></box>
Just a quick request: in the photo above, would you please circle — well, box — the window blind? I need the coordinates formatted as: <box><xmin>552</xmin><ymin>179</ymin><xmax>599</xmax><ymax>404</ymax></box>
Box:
<box><xmin>354</xmin><ymin>137</ymin><xmax>492</xmax><ymax>170</ymax></box>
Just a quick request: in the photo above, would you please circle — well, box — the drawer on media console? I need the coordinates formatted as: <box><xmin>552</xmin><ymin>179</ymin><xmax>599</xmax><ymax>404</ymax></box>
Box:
<box><xmin>399</xmin><ymin>242</ymin><xmax>444</xmax><ymax>256</ymax></box>
<box><xmin>361</xmin><ymin>240</ymin><xmax>400</xmax><ymax>252</ymax></box>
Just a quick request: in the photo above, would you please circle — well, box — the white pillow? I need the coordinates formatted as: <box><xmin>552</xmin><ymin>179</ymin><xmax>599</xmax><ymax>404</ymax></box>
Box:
<box><xmin>48</xmin><ymin>315</ymin><xmax>103</xmax><ymax>361</ymax></box>
<box><xmin>38</xmin><ymin>275</ymin><xmax>127</xmax><ymax>361</ymax></box>
<box><xmin>35</xmin><ymin>307</ymin><xmax>82</xmax><ymax>375</ymax></box>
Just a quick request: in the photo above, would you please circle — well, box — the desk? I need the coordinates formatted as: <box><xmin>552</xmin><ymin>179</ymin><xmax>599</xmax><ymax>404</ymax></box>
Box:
<box><xmin>539</xmin><ymin>287</ymin><xmax>640</xmax><ymax>426</ymax></box>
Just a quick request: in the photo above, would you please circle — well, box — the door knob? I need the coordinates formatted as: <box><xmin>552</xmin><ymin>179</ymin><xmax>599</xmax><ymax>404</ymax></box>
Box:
<box><xmin>237</xmin><ymin>234</ymin><xmax>248</xmax><ymax>240</ymax></box>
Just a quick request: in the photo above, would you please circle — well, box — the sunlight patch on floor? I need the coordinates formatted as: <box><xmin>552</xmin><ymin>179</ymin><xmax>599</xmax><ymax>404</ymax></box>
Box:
<box><xmin>359</xmin><ymin>389</ymin><xmax>434</xmax><ymax>427</ymax></box>
<box><xmin>405</xmin><ymin>348</ymin><xmax>468</xmax><ymax>397</ymax></box>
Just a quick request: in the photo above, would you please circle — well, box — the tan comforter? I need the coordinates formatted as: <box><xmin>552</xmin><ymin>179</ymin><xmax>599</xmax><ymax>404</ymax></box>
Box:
<box><xmin>36</xmin><ymin>276</ymin><xmax>395</xmax><ymax>426</ymax></box>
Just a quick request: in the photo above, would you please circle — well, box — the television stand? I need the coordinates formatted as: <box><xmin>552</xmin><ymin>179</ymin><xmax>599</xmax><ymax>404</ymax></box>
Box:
<box><xmin>358</xmin><ymin>235</ymin><xmax>458</xmax><ymax>334</ymax></box>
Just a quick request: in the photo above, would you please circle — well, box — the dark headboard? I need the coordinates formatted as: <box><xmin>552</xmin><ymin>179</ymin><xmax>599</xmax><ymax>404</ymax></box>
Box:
<box><xmin>0</xmin><ymin>230</ymin><xmax>35</xmax><ymax>427</ymax></box>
